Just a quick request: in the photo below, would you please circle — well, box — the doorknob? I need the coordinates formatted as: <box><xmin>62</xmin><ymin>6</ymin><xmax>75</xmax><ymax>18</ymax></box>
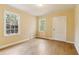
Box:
<box><xmin>53</xmin><ymin>28</ymin><xmax>55</xmax><ymax>31</ymax></box>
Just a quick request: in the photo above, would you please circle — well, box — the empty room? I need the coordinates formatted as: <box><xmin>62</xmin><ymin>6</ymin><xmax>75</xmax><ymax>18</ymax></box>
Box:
<box><xmin>0</xmin><ymin>4</ymin><xmax>79</xmax><ymax>55</ymax></box>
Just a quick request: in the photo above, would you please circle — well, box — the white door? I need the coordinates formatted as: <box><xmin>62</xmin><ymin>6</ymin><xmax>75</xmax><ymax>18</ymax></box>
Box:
<box><xmin>52</xmin><ymin>16</ymin><xmax>67</xmax><ymax>41</ymax></box>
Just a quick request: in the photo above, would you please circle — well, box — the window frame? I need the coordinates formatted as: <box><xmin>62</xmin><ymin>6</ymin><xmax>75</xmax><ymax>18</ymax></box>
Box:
<box><xmin>39</xmin><ymin>16</ymin><xmax>46</xmax><ymax>32</ymax></box>
<box><xmin>4</xmin><ymin>10</ymin><xmax>20</xmax><ymax>36</ymax></box>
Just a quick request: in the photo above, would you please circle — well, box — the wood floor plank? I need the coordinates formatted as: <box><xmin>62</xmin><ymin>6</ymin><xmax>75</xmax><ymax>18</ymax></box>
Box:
<box><xmin>0</xmin><ymin>38</ymin><xmax>78</xmax><ymax>55</ymax></box>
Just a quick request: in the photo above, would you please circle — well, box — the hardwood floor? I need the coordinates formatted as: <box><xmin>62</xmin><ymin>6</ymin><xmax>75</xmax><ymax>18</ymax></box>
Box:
<box><xmin>0</xmin><ymin>38</ymin><xmax>78</xmax><ymax>55</ymax></box>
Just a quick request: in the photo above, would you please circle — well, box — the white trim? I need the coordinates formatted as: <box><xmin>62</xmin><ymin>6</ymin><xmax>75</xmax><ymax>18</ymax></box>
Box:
<box><xmin>38</xmin><ymin>37</ymin><xmax>74</xmax><ymax>44</ymax></box>
<box><xmin>75</xmin><ymin>43</ymin><xmax>79</xmax><ymax>54</ymax></box>
<box><xmin>52</xmin><ymin>39</ymin><xmax>73</xmax><ymax>44</ymax></box>
<box><xmin>65</xmin><ymin>41</ymin><xmax>74</xmax><ymax>44</ymax></box>
<box><xmin>0</xmin><ymin>39</ymin><xmax>29</xmax><ymax>49</ymax></box>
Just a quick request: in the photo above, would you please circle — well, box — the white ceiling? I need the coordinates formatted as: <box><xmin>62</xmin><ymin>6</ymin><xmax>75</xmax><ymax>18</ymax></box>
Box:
<box><xmin>9</xmin><ymin>4</ymin><xmax>75</xmax><ymax>16</ymax></box>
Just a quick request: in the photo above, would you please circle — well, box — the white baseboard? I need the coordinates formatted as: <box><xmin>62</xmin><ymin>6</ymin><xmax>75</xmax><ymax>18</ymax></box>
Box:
<box><xmin>49</xmin><ymin>38</ymin><xmax>74</xmax><ymax>44</ymax></box>
<box><xmin>0</xmin><ymin>39</ymin><xmax>29</xmax><ymax>49</ymax></box>
<box><xmin>65</xmin><ymin>41</ymin><xmax>74</xmax><ymax>44</ymax></box>
<box><xmin>74</xmin><ymin>43</ymin><xmax>79</xmax><ymax>54</ymax></box>
<box><xmin>37</xmin><ymin>37</ymin><xmax>74</xmax><ymax>44</ymax></box>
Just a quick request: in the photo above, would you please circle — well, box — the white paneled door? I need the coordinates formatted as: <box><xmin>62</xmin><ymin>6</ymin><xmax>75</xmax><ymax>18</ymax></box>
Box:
<box><xmin>52</xmin><ymin>16</ymin><xmax>67</xmax><ymax>41</ymax></box>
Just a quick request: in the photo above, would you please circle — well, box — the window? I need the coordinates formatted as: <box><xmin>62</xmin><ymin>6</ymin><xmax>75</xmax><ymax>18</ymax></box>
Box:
<box><xmin>4</xmin><ymin>11</ymin><xmax>20</xmax><ymax>36</ymax></box>
<box><xmin>39</xmin><ymin>16</ymin><xmax>46</xmax><ymax>32</ymax></box>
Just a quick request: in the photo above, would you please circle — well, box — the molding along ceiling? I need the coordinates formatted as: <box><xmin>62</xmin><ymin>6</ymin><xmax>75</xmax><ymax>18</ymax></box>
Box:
<box><xmin>9</xmin><ymin>4</ymin><xmax>75</xmax><ymax>16</ymax></box>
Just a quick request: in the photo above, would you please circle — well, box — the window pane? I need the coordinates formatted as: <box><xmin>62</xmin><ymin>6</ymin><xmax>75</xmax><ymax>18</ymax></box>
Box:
<box><xmin>15</xmin><ymin>29</ymin><xmax>18</xmax><ymax>33</ymax></box>
<box><xmin>39</xmin><ymin>17</ymin><xmax>46</xmax><ymax>32</ymax></box>
<box><xmin>6</xmin><ymin>24</ymin><xmax>10</xmax><ymax>29</ymax></box>
<box><xmin>6</xmin><ymin>30</ymin><xmax>10</xmax><ymax>34</ymax></box>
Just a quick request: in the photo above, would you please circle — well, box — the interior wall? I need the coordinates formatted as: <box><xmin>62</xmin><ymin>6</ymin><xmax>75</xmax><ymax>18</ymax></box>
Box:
<box><xmin>36</xmin><ymin>8</ymin><xmax>75</xmax><ymax>43</ymax></box>
<box><xmin>0</xmin><ymin>4</ymin><xmax>36</xmax><ymax>47</ymax></box>
<box><xmin>75</xmin><ymin>5</ymin><xmax>79</xmax><ymax>54</ymax></box>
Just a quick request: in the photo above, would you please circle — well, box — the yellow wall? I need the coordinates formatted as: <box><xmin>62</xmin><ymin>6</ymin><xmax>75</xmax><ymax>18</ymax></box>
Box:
<box><xmin>0</xmin><ymin>5</ymin><xmax>36</xmax><ymax>46</ymax></box>
<box><xmin>37</xmin><ymin>8</ymin><xmax>75</xmax><ymax>43</ymax></box>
